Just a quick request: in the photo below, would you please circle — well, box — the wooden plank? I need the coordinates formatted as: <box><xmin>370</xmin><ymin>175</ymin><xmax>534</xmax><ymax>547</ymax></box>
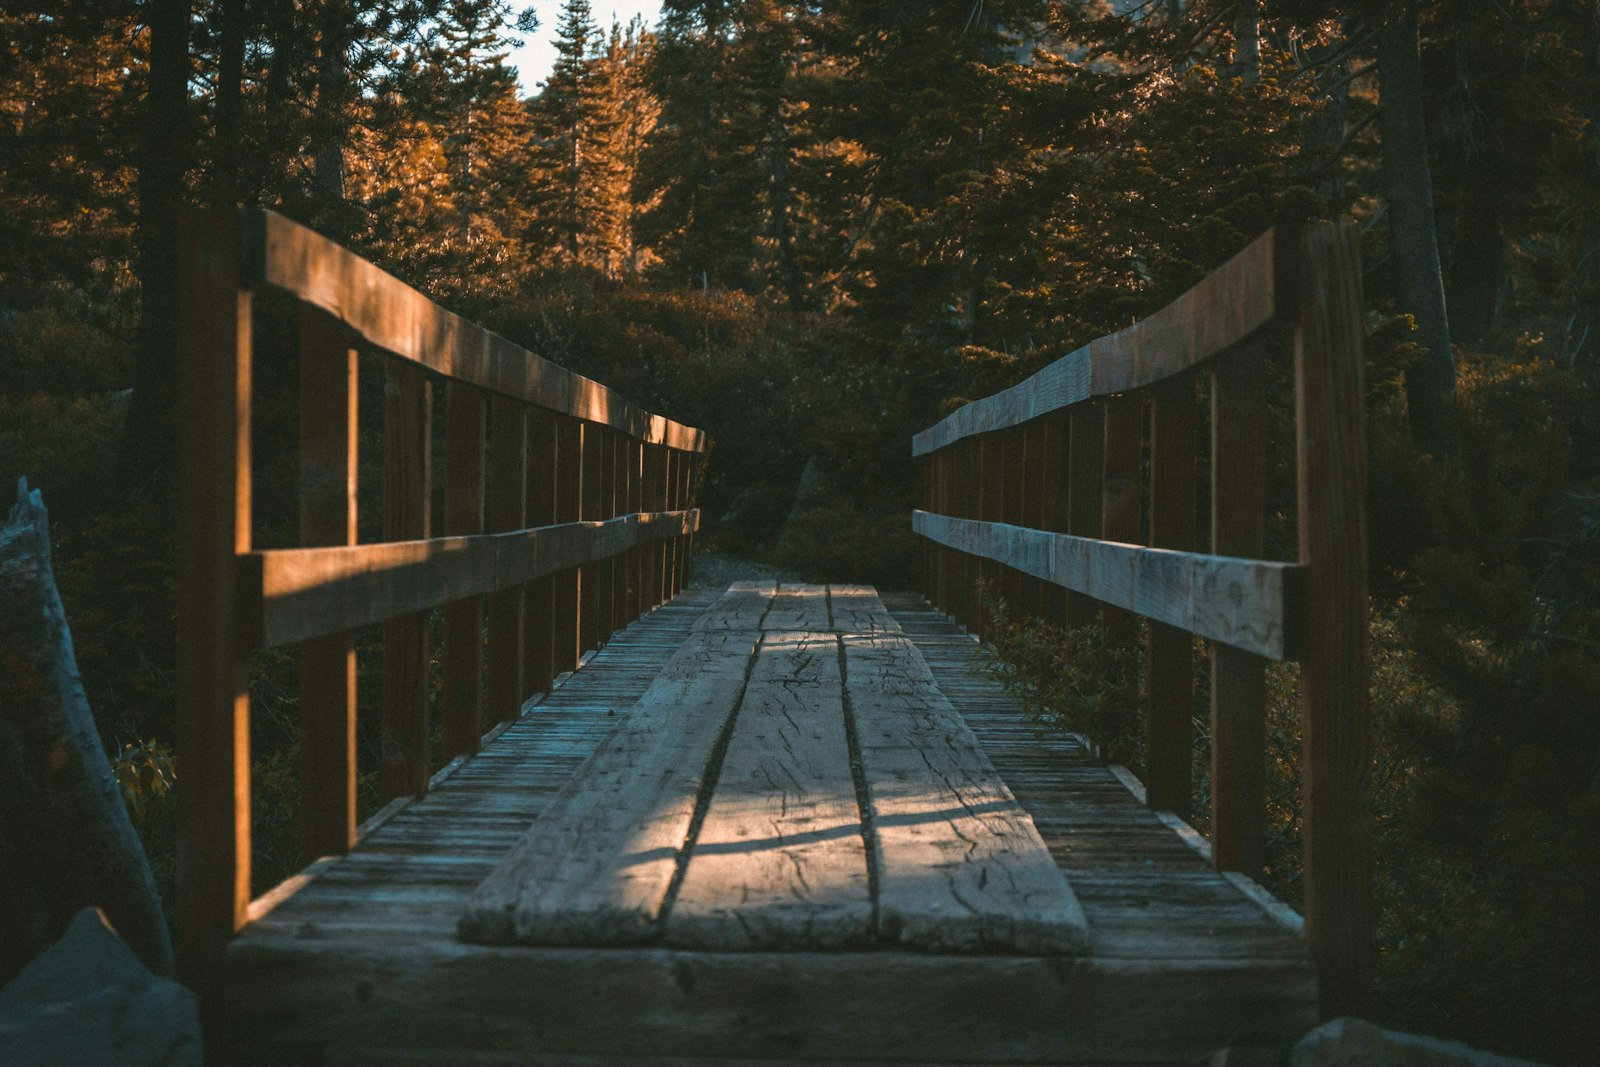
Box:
<box><xmin>175</xmin><ymin>208</ymin><xmax>252</xmax><ymax>989</ymax></box>
<box><xmin>828</xmin><ymin>584</ymin><xmax>903</xmax><ymax>636</ymax></box>
<box><xmin>911</xmin><ymin>229</ymin><xmax>1285</xmax><ymax>456</ymax></box>
<box><xmin>1146</xmin><ymin>375</ymin><xmax>1196</xmax><ymax>819</ymax></box>
<box><xmin>665</xmin><ymin>631</ymin><xmax>872</xmax><ymax>950</ymax></box>
<box><xmin>381</xmin><ymin>359</ymin><xmax>432</xmax><ymax>801</ymax></box>
<box><xmin>1292</xmin><ymin>222</ymin><xmax>1373</xmax><ymax>1018</ymax></box>
<box><xmin>298</xmin><ymin>307</ymin><xmax>359</xmax><ymax>863</ymax></box>
<box><xmin>242</xmin><ymin>511</ymin><xmax>700</xmax><ymax>648</ymax></box>
<box><xmin>909</xmin><ymin>513</ymin><xmax>1303</xmax><ymax>661</ymax></box>
<box><xmin>761</xmin><ymin>583</ymin><xmax>831</xmax><ymax>631</ymax></box>
<box><xmin>241</xmin><ymin>207</ymin><xmax>706</xmax><ymax>452</ymax></box>
<box><xmin>525</xmin><ymin>408</ymin><xmax>558</xmax><ymax>696</ymax></box>
<box><xmin>228</xmin><ymin>936</ymin><xmax>1315</xmax><ymax>1066</ymax></box>
<box><xmin>459</xmin><ymin>585</ymin><xmax>776</xmax><ymax>945</ymax></box>
<box><xmin>1209</xmin><ymin>343</ymin><xmax>1268</xmax><ymax>878</ymax></box>
<box><xmin>842</xmin><ymin>629</ymin><xmax>1088</xmax><ymax>953</ymax></box>
<box><xmin>486</xmin><ymin>396</ymin><xmax>527</xmax><ymax>725</ymax></box>
<box><xmin>442</xmin><ymin>382</ymin><xmax>486</xmax><ymax>759</ymax></box>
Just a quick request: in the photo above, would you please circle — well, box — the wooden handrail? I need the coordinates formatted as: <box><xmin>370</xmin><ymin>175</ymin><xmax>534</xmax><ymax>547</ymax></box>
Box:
<box><xmin>175</xmin><ymin>207</ymin><xmax>705</xmax><ymax>999</ymax></box>
<box><xmin>912</xmin><ymin>222</ymin><xmax>1371</xmax><ymax>1020</ymax></box>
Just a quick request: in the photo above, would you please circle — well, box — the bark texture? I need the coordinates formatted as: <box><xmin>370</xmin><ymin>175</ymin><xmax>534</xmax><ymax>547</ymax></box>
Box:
<box><xmin>1380</xmin><ymin>0</ymin><xmax>1459</xmax><ymax>456</ymax></box>
<box><xmin>0</xmin><ymin>481</ymin><xmax>174</xmax><ymax>985</ymax></box>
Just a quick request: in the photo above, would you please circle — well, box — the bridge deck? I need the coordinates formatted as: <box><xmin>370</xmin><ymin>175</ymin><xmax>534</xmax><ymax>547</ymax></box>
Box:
<box><xmin>227</xmin><ymin>584</ymin><xmax>1314</xmax><ymax>1065</ymax></box>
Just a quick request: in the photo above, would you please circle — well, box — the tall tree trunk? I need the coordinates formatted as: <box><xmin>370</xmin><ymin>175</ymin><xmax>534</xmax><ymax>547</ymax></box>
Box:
<box><xmin>313</xmin><ymin>1</ymin><xmax>350</xmax><ymax>237</ymax></box>
<box><xmin>1233</xmin><ymin>0</ymin><xmax>1260</xmax><ymax>85</ymax></box>
<box><xmin>123</xmin><ymin>0</ymin><xmax>192</xmax><ymax>489</ymax></box>
<box><xmin>213</xmin><ymin>0</ymin><xmax>247</xmax><ymax>204</ymax></box>
<box><xmin>1379</xmin><ymin>0</ymin><xmax>1458</xmax><ymax>456</ymax></box>
<box><xmin>766</xmin><ymin>101</ymin><xmax>805</xmax><ymax>310</ymax></box>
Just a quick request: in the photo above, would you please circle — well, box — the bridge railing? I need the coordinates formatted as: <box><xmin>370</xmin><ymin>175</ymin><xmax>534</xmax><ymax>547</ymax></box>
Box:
<box><xmin>175</xmin><ymin>207</ymin><xmax>705</xmax><ymax>988</ymax></box>
<box><xmin>912</xmin><ymin>224</ymin><xmax>1370</xmax><ymax>1018</ymax></box>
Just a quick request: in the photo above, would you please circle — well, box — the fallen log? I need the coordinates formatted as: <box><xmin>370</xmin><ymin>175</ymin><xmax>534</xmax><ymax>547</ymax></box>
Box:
<box><xmin>0</xmin><ymin>478</ymin><xmax>174</xmax><ymax>984</ymax></box>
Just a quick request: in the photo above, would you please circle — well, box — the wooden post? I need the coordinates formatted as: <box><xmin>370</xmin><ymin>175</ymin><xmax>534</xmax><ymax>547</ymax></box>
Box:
<box><xmin>1293</xmin><ymin>223</ymin><xmax>1373</xmax><ymax>1019</ymax></box>
<box><xmin>1146</xmin><ymin>375</ymin><xmax>1196</xmax><ymax>818</ymax></box>
<box><xmin>580</xmin><ymin>423</ymin><xmax>603</xmax><ymax>652</ymax></box>
<box><xmin>1067</xmin><ymin>404</ymin><xmax>1105</xmax><ymax>628</ymax></box>
<box><xmin>1101</xmin><ymin>394</ymin><xmax>1143</xmax><ymax>764</ymax></box>
<box><xmin>176</xmin><ymin>208</ymin><xmax>252</xmax><ymax>992</ymax></box>
<box><xmin>487</xmin><ymin>396</ymin><xmax>527</xmax><ymax>724</ymax></box>
<box><xmin>442</xmin><ymin>383</ymin><xmax>486</xmax><ymax>758</ymax></box>
<box><xmin>642</xmin><ymin>443</ymin><xmax>662</xmax><ymax>611</ymax></box>
<box><xmin>628</xmin><ymin>436</ymin><xmax>644</xmax><ymax>623</ymax></box>
<box><xmin>1019</xmin><ymin>423</ymin><xmax>1045</xmax><ymax>618</ymax></box>
<box><xmin>525</xmin><ymin>408</ymin><xmax>558</xmax><ymax>698</ymax></box>
<box><xmin>663</xmin><ymin>450</ymin><xmax>680</xmax><ymax>601</ymax></box>
<box><xmin>1210</xmin><ymin>343</ymin><xmax>1268</xmax><ymax>878</ymax></box>
<box><xmin>679</xmin><ymin>449</ymin><xmax>696</xmax><ymax>590</ymax></box>
<box><xmin>1000</xmin><ymin>428</ymin><xmax>1025</xmax><ymax>617</ymax></box>
<box><xmin>963</xmin><ymin>436</ymin><xmax>983</xmax><ymax>631</ymax></box>
<box><xmin>297</xmin><ymin>307</ymin><xmax>359</xmax><ymax>864</ymax></box>
<box><xmin>554</xmin><ymin>416</ymin><xmax>583</xmax><ymax>674</ymax></box>
<box><xmin>381</xmin><ymin>360</ymin><xmax>432</xmax><ymax>801</ymax></box>
<box><xmin>1039</xmin><ymin>414</ymin><xmax>1068</xmax><ymax>624</ymax></box>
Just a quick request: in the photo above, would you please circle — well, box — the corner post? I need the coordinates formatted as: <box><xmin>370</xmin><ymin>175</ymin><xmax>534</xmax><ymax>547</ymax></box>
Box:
<box><xmin>1292</xmin><ymin>222</ymin><xmax>1374</xmax><ymax>1019</ymax></box>
<box><xmin>176</xmin><ymin>207</ymin><xmax>253</xmax><ymax>997</ymax></box>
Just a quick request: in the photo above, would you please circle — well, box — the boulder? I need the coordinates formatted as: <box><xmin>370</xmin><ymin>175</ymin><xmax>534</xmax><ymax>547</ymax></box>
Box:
<box><xmin>1291</xmin><ymin>1017</ymin><xmax>1545</xmax><ymax>1067</ymax></box>
<box><xmin>0</xmin><ymin>909</ymin><xmax>199</xmax><ymax>1067</ymax></box>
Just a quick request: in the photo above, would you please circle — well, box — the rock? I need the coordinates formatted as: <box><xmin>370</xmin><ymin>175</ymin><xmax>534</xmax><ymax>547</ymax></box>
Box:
<box><xmin>0</xmin><ymin>909</ymin><xmax>199</xmax><ymax>1067</ymax></box>
<box><xmin>1291</xmin><ymin>1017</ymin><xmax>1546</xmax><ymax>1067</ymax></box>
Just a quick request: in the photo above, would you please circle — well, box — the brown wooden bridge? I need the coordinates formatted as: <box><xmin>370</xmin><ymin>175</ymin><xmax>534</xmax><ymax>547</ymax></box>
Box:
<box><xmin>176</xmin><ymin>208</ymin><xmax>1369</xmax><ymax>1064</ymax></box>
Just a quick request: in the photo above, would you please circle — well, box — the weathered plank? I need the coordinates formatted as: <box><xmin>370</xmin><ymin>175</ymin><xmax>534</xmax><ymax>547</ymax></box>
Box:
<box><xmin>842</xmin><ymin>629</ymin><xmax>1088</xmax><ymax>953</ymax></box>
<box><xmin>911</xmin><ymin>512</ymin><xmax>1305</xmax><ymax>660</ymax></box>
<box><xmin>459</xmin><ymin>585</ymin><xmax>775</xmax><ymax>945</ymax></box>
<box><xmin>760</xmin><ymin>582</ymin><xmax>832</xmax><ymax>631</ymax></box>
<box><xmin>241</xmin><ymin>511</ymin><xmax>700</xmax><ymax>649</ymax></box>
<box><xmin>911</xmin><ymin>228</ymin><xmax>1286</xmax><ymax>457</ymax></box>
<box><xmin>665</xmin><ymin>631</ymin><xmax>872</xmax><ymax>950</ymax></box>
<box><xmin>241</xmin><ymin>207</ymin><xmax>705</xmax><ymax>452</ymax></box>
<box><xmin>227</xmin><ymin>935</ymin><xmax>1315</xmax><ymax>1065</ymax></box>
<box><xmin>829</xmin><ymin>585</ymin><xmax>903</xmax><ymax>636</ymax></box>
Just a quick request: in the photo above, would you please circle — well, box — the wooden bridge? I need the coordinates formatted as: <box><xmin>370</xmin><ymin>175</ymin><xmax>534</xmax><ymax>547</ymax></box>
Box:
<box><xmin>176</xmin><ymin>209</ymin><xmax>1369</xmax><ymax>1064</ymax></box>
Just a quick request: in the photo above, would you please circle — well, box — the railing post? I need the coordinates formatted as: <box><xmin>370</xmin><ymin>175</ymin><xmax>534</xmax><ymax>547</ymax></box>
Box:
<box><xmin>381</xmin><ymin>360</ymin><xmax>432</xmax><ymax>801</ymax></box>
<box><xmin>1039</xmin><ymin>414</ymin><xmax>1068</xmax><ymax>625</ymax></box>
<box><xmin>298</xmin><ymin>307</ymin><xmax>359</xmax><ymax>863</ymax></box>
<box><xmin>1100</xmin><ymin>394</ymin><xmax>1142</xmax><ymax>763</ymax></box>
<box><xmin>1000</xmin><ymin>427</ymin><xmax>1025</xmax><ymax>615</ymax></box>
<box><xmin>487</xmin><ymin>396</ymin><xmax>528</xmax><ymax>724</ymax></box>
<box><xmin>627</xmin><ymin>436</ymin><xmax>643</xmax><ymax>623</ymax></box>
<box><xmin>642</xmin><ymin>443</ymin><xmax>663</xmax><ymax>609</ymax></box>
<box><xmin>1146</xmin><ymin>375</ymin><xmax>1196</xmax><ymax>819</ymax></box>
<box><xmin>580</xmin><ymin>423</ymin><xmax>604</xmax><ymax>652</ymax></box>
<box><xmin>1209</xmin><ymin>342</ymin><xmax>1269</xmax><ymax>878</ymax></box>
<box><xmin>525</xmin><ymin>407</ymin><xmax>558</xmax><ymax>697</ymax></box>
<box><xmin>963</xmin><ymin>436</ymin><xmax>983</xmax><ymax>631</ymax></box>
<box><xmin>1293</xmin><ymin>223</ymin><xmax>1373</xmax><ymax>1019</ymax></box>
<box><xmin>442</xmin><ymin>383</ymin><xmax>486</xmax><ymax>758</ymax></box>
<box><xmin>1067</xmin><ymin>404</ymin><xmax>1105</xmax><ymax>628</ymax></box>
<box><xmin>554</xmin><ymin>416</ymin><xmax>584</xmax><ymax>674</ymax></box>
<box><xmin>176</xmin><ymin>207</ymin><xmax>252</xmax><ymax>995</ymax></box>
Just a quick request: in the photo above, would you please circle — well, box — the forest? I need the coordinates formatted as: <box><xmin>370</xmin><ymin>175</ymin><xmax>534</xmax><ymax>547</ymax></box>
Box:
<box><xmin>2</xmin><ymin>0</ymin><xmax>1598</xmax><ymax>1062</ymax></box>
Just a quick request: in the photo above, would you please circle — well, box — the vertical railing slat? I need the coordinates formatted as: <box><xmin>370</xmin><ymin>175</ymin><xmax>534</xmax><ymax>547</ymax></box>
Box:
<box><xmin>554</xmin><ymin>416</ymin><xmax>584</xmax><ymax>674</ymax></box>
<box><xmin>380</xmin><ymin>360</ymin><xmax>432</xmax><ymax>801</ymax></box>
<box><xmin>297</xmin><ymin>307</ymin><xmax>358</xmax><ymax>864</ymax></box>
<box><xmin>486</xmin><ymin>396</ymin><xmax>528</xmax><ymax>725</ymax></box>
<box><xmin>441</xmin><ymin>383</ymin><xmax>486</xmax><ymax>759</ymax></box>
<box><xmin>580</xmin><ymin>423</ymin><xmax>604</xmax><ymax>652</ymax></box>
<box><xmin>525</xmin><ymin>407</ymin><xmax>558</xmax><ymax>698</ymax></box>
<box><xmin>1210</xmin><ymin>343</ymin><xmax>1269</xmax><ymax>877</ymax></box>
<box><xmin>1145</xmin><ymin>375</ymin><xmax>1196</xmax><ymax>818</ymax></box>
<box><xmin>1067</xmin><ymin>404</ymin><xmax>1105</xmax><ymax>628</ymax></box>
<box><xmin>1100</xmin><ymin>394</ymin><xmax>1143</xmax><ymax>764</ymax></box>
